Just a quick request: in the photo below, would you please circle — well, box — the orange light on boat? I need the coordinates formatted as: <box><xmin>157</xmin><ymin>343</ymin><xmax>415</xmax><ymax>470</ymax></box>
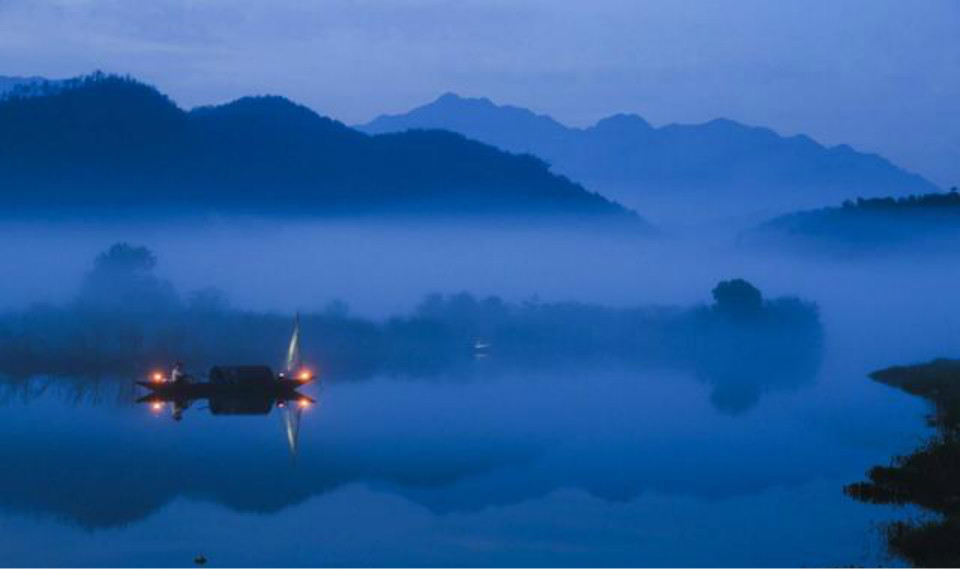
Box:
<box><xmin>299</xmin><ymin>370</ymin><xmax>311</xmax><ymax>381</ymax></box>
<box><xmin>152</xmin><ymin>372</ymin><xmax>164</xmax><ymax>382</ymax></box>
<box><xmin>298</xmin><ymin>398</ymin><xmax>310</xmax><ymax>409</ymax></box>
<box><xmin>151</xmin><ymin>402</ymin><xmax>163</xmax><ymax>412</ymax></box>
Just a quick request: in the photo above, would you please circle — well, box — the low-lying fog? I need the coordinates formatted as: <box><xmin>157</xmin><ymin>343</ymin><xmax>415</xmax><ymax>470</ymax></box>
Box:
<box><xmin>1</xmin><ymin>215</ymin><xmax>957</xmax><ymax>566</ymax></box>
<box><xmin>2</xmin><ymin>217</ymin><xmax>958</xmax><ymax>360</ymax></box>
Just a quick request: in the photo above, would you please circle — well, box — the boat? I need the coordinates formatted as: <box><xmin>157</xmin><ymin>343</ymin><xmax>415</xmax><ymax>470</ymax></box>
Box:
<box><xmin>137</xmin><ymin>315</ymin><xmax>315</xmax><ymax>418</ymax></box>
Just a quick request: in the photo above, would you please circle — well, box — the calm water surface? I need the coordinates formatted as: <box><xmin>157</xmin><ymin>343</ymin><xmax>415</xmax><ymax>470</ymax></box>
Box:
<box><xmin>0</xmin><ymin>341</ymin><xmax>932</xmax><ymax>566</ymax></box>
<box><xmin>1</xmin><ymin>224</ymin><xmax>957</xmax><ymax>566</ymax></box>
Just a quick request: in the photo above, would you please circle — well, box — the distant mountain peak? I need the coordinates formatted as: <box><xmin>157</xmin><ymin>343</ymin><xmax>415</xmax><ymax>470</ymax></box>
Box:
<box><xmin>436</xmin><ymin>91</ymin><xmax>461</xmax><ymax>101</ymax></box>
<box><xmin>0</xmin><ymin>72</ymin><xmax>183</xmax><ymax>132</ymax></box>
<box><xmin>0</xmin><ymin>75</ymin><xmax>640</xmax><ymax>223</ymax></box>
<box><xmin>704</xmin><ymin>117</ymin><xmax>742</xmax><ymax>128</ymax></box>
<box><xmin>434</xmin><ymin>91</ymin><xmax>488</xmax><ymax>105</ymax></box>
<box><xmin>361</xmin><ymin>92</ymin><xmax>571</xmax><ymax>150</ymax></box>
<box><xmin>426</xmin><ymin>92</ymin><xmax>556</xmax><ymax>124</ymax></box>
<box><xmin>429</xmin><ymin>92</ymin><xmax>506</xmax><ymax>114</ymax></box>
<box><xmin>195</xmin><ymin>94</ymin><xmax>315</xmax><ymax>117</ymax></box>
<box><xmin>15</xmin><ymin>72</ymin><xmax>179</xmax><ymax>111</ymax></box>
<box><xmin>593</xmin><ymin>113</ymin><xmax>653</xmax><ymax>132</ymax></box>
<box><xmin>358</xmin><ymin>94</ymin><xmax>938</xmax><ymax>221</ymax></box>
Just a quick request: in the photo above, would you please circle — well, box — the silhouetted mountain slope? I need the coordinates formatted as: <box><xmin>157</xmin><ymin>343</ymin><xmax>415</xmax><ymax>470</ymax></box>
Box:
<box><xmin>753</xmin><ymin>190</ymin><xmax>960</xmax><ymax>247</ymax></box>
<box><xmin>360</xmin><ymin>93</ymin><xmax>938</xmax><ymax>218</ymax></box>
<box><xmin>0</xmin><ymin>75</ymin><xmax>638</xmax><ymax>222</ymax></box>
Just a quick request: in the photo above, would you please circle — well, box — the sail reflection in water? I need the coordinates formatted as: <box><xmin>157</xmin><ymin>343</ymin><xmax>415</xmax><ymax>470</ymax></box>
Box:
<box><xmin>138</xmin><ymin>370</ymin><xmax>315</xmax><ymax>457</ymax></box>
<box><xmin>138</xmin><ymin>315</ymin><xmax>316</xmax><ymax>457</ymax></box>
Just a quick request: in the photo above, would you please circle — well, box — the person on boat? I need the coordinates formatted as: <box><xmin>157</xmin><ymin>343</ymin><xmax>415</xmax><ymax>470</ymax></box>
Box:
<box><xmin>170</xmin><ymin>361</ymin><xmax>188</xmax><ymax>385</ymax></box>
<box><xmin>172</xmin><ymin>399</ymin><xmax>189</xmax><ymax>421</ymax></box>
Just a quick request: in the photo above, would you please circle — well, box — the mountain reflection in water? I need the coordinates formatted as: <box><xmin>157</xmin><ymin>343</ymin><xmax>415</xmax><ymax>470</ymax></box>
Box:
<box><xmin>846</xmin><ymin>359</ymin><xmax>960</xmax><ymax>567</ymax></box>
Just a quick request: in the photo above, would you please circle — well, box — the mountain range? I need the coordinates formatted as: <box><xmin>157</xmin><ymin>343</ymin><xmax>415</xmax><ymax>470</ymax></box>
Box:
<box><xmin>0</xmin><ymin>74</ymin><xmax>635</xmax><ymax>222</ymax></box>
<box><xmin>360</xmin><ymin>93</ymin><xmax>938</xmax><ymax>221</ymax></box>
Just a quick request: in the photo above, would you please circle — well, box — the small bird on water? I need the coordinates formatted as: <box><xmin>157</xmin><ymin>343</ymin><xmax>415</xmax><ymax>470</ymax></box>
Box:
<box><xmin>194</xmin><ymin>554</ymin><xmax>208</xmax><ymax>566</ymax></box>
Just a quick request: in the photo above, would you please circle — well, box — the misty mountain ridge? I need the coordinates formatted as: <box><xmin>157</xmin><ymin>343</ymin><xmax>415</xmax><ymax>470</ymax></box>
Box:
<box><xmin>751</xmin><ymin>190</ymin><xmax>960</xmax><ymax>250</ymax></box>
<box><xmin>0</xmin><ymin>74</ymin><xmax>640</xmax><ymax>225</ymax></box>
<box><xmin>360</xmin><ymin>93</ymin><xmax>938</xmax><ymax>221</ymax></box>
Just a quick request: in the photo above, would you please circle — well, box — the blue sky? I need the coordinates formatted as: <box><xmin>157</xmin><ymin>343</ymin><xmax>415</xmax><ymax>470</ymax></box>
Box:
<box><xmin>0</xmin><ymin>0</ymin><xmax>956</xmax><ymax>186</ymax></box>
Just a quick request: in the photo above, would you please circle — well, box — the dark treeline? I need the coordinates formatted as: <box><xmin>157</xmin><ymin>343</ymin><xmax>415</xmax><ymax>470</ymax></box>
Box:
<box><xmin>753</xmin><ymin>189</ymin><xmax>960</xmax><ymax>248</ymax></box>
<box><xmin>847</xmin><ymin>359</ymin><xmax>960</xmax><ymax>567</ymax></box>
<box><xmin>0</xmin><ymin>244</ymin><xmax>822</xmax><ymax>412</ymax></box>
<box><xmin>837</xmin><ymin>191</ymin><xmax>960</xmax><ymax>213</ymax></box>
<box><xmin>0</xmin><ymin>73</ymin><xmax>638</xmax><ymax>224</ymax></box>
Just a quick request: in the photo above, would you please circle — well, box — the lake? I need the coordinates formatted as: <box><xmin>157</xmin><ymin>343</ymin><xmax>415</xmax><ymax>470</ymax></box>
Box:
<box><xmin>0</xmin><ymin>341</ymin><xmax>933</xmax><ymax>566</ymax></box>
<box><xmin>0</xmin><ymin>222</ymin><xmax>957</xmax><ymax>566</ymax></box>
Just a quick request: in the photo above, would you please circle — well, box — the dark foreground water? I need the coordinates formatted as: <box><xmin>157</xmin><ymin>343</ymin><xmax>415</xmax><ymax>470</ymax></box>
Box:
<box><xmin>0</xmin><ymin>342</ymin><xmax>934</xmax><ymax>567</ymax></box>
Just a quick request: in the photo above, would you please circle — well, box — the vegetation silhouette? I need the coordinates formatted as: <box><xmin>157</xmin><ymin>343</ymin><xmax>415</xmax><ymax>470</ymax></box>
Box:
<box><xmin>0</xmin><ymin>73</ymin><xmax>638</xmax><ymax>224</ymax></box>
<box><xmin>0</xmin><ymin>244</ymin><xmax>821</xmax><ymax>413</ymax></box>
<box><xmin>846</xmin><ymin>358</ymin><xmax>960</xmax><ymax>567</ymax></box>
<box><xmin>78</xmin><ymin>242</ymin><xmax>178</xmax><ymax>311</ymax></box>
<box><xmin>712</xmin><ymin>279</ymin><xmax>763</xmax><ymax>317</ymax></box>
<box><xmin>694</xmin><ymin>279</ymin><xmax>822</xmax><ymax>413</ymax></box>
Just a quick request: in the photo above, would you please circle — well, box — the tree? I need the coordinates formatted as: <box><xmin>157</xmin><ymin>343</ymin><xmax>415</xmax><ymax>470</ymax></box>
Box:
<box><xmin>712</xmin><ymin>279</ymin><xmax>763</xmax><ymax>317</ymax></box>
<box><xmin>92</xmin><ymin>242</ymin><xmax>157</xmax><ymax>275</ymax></box>
<box><xmin>77</xmin><ymin>242</ymin><xmax>178</xmax><ymax>311</ymax></box>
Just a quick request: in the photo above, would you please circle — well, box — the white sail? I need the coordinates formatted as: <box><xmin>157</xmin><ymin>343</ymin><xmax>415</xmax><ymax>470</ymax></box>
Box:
<box><xmin>283</xmin><ymin>406</ymin><xmax>302</xmax><ymax>459</ymax></box>
<box><xmin>285</xmin><ymin>313</ymin><xmax>301</xmax><ymax>374</ymax></box>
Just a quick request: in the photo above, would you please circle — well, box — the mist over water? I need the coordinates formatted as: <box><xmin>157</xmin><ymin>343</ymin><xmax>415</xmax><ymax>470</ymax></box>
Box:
<box><xmin>2</xmin><ymin>217</ymin><xmax>958</xmax><ymax>342</ymax></box>
<box><xmin>0</xmin><ymin>216</ymin><xmax>957</xmax><ymax>566</ymax></box>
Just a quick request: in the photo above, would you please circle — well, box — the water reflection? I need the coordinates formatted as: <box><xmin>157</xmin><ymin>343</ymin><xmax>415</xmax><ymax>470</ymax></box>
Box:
<box><xmin>136</xmin><ymin>371</ymin><xmax>314</xmax><ymax>419</ymax></box>
<box><xmin>137</xmin><ymin>374</ymin><xmax>313</xmax><ymax>458</ymax></box>
<box><xmin>0</xmin><ymin>376</ymin><xmax>539</xmax><ymax>529</ymax></box>
<box><xmin>282</xmin><ymin>401</ymin><xmax>305</xmax><ymax>458</ymax></box>
<box><xmin>0</xmin><ymin>364</ymin><xmax>845</xmax><ymax>535</ymax></box>
<box><xmin>846</xmin><ymin>359</ymin><xmax>960</xmax><ymax>567</ymax></box>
